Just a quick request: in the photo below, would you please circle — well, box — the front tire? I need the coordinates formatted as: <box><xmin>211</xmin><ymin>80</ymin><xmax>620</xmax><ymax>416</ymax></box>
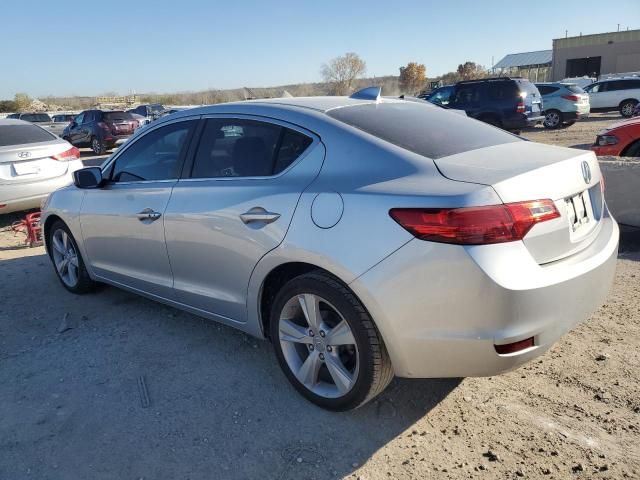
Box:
<box><xmin>91</xmin><ymin>136</ymin><xmax>106</xmax><ymax>155</ymax></box>
<box><xmin>47</xmin><ymin>221</ymin><xmax>96</xmax><ymax>294</ymax></box>
<box><xmin>270</xmin><ymin>271</ymin><xmax>393</xmax><ymax>411</ymax></box>
<box><xmin>543</xmin><ymin>110</ymin><xmax>563</xmax><ymax>129</ymax></box>
<box><xmin>622</xmin><ymin>140</ymin><xmax>640</xmax><ymax>157</ymax></box>
<box><xmin>620</xmin><ymin>99</ymin><xmax>638</xmax><ymax>118</ymax></box>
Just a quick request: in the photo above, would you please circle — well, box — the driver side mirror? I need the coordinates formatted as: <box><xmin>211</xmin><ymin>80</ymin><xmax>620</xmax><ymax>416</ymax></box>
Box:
<box><xmin>73</xmin><ymin>167</ymin><xmax>103</xmax><ymax>189</ymax></box>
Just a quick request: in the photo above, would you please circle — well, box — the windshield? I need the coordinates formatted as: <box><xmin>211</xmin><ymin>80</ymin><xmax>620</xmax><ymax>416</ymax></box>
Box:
<box><xmin>0</xmin><ymin>124</ymin><xmax>56</xmax><ymax>146</ymax></box>
<box><xmin>22</xmin><ymin>113</ymin><xmax>52</xmax><ymax>123</ymax></box>
<box><xmin>149</xmin><ymin>104</ymin><xmax>164</xmax><ymax>112</ymax></box>
<box><xmin>327</xmin><ymin>101</ymin><xmax>520</xmax><ymax>159</ymax></box>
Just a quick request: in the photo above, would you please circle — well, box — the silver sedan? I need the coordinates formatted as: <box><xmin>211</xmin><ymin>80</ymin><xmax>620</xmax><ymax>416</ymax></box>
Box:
<box><xmin>0</xmin><ymin>119</ymin><xmax>83</xmax><ymax>214</ymax></box>
<box><xmin>41</xmin><ymin>89</ymin><xmax>619</xmax><ymax>411</ymax></box>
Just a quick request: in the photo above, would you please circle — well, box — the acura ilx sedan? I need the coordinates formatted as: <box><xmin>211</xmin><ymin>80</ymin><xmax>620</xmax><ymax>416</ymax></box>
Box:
<box><xmin>41</xmin><ymin>88</ymin><xmax>619</xmax><ymax>410</ymax></box>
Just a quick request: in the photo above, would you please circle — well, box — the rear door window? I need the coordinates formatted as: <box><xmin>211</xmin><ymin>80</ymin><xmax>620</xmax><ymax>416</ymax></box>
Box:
<box><xmin>190</xmin><ymin>118</ymin><xmax>312</xmax><ymax>178</ymax></box>
<box><xmin>536</xmin><ymin>85</ymin><xmax>559</xmax><ymax>95</ymax></box>
<box><xmin>452</xmin><ymin>84</ymin><xmax>481</xmax><ymax>104</ymax></box>
<box><xmin>327</xmin><ymin>101</ymin><xmax>520</xmax><ymax>159</ymax></box>
<box><xmin>0</xmin><ymin>124</ymin><xmax>56</xmax><ymax>146</ymax></box>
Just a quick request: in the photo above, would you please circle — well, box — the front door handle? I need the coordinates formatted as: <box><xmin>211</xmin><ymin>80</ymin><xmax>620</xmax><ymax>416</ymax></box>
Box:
<box><xmin>136</xmin><ymin>208</ymin><xmax>162</xmax><ymax>222</ymax></box>
<box><xmin>239</xmin><ymin>207</ymin><xmax>280</xmax><ymax>225</ymax></box>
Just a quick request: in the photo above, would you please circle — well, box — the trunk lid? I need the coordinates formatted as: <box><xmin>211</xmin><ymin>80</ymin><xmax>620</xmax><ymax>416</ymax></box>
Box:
<box><xmin>0</xmin><ymin>141</ymin><xmax>70</xmax><ymax>184</ymax></box>
<box><xmin>433</xmin><ymin>141</ymin><xmax>605</xmax><ymax>264</ymax></box>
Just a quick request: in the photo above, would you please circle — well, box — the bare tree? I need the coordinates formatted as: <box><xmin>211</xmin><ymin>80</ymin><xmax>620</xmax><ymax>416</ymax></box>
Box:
<box><xmin>321</xmin><ymin>52</ymin><xmax>366</xmax><ymax>95</ymax></box>
<box><xmin>399</xmin><ymin>62</ymin><xmax>427</xmax><ymax>94</ymax></box>
<box><xmin>14</xmin><ymin>93</ymin><xmax>32</xmax><ymax>112</ymax></box>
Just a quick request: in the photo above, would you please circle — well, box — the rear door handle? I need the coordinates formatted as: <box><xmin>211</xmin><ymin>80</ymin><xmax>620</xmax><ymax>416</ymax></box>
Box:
<box><xmin>136</xmin><ymin>208</ymin><xmax>162</xmax><ymax>222</ymax></box>
<box><xmin>240</xmin><ymin>207</ymin><xmax>280</xmax><ymax>225</ymax></box>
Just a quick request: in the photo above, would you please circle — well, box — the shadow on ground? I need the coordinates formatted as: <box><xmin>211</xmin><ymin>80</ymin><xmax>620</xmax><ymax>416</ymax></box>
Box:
<box><xmin>0</xmin><ymin>252</ymin><xmax>460</xmax><ymax>480</ymax></box>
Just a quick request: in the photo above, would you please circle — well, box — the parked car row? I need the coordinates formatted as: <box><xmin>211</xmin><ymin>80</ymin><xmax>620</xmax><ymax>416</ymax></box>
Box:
<box><xmin>422</xmin><ymin>76</ymin><xmax>640</xmax><ymax>132</ymax></box>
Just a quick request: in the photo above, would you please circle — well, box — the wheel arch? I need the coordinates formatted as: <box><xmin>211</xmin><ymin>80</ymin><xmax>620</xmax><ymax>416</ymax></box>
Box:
<box><xmin>43</xmin><ymin>214</ymin><xmax>64</xmax><ymax>253</ymax></box>
<box><xmin>256</xmin><ymin>261</ymin><xmax>351</xmax><ymax>340</ymax></box>
<box><xmin>619</xmin><ymin>98</ymin><xmax>639</xmax><ymax>108</ymax></box>
<box><xmin>620</xmin><ymin>138</ymin><xmax>640</xmax><ymax>157</ymax></box>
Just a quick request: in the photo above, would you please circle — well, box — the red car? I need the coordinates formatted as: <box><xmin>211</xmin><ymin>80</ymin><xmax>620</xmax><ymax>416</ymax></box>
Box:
<box><xmin>592</xmin><ymin>117</ymin><xmax>640</xmax><ymax>156</ymax></box>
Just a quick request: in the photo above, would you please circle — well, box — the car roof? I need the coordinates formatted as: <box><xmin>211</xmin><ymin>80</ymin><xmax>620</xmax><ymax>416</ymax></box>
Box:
<box><xmin>0</xmin><ymin>118</ymin><xmax>32</xmax><ymax>126</ymax></box>
<box><xmin>172</xmin><ymin>96</ymin><xmax>405</xmax><ymax>116</ymax></box>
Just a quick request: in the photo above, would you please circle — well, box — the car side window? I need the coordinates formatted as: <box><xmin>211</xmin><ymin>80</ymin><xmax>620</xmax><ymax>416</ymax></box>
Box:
<box><xmin>110</xmin><ymin>120</ymin><xmax>195</xmax><ymax>183</ymax></box>
<box><xmin>452</xmin><ymin>85</ymin><xmax>480</xmax><ymax>104</ymax></box>
<box><xmin>190</xmin><ymin>118</ymin><xmax>312</xmax><ymax>178</ymax></box>
<box><xmin>74</xmin><ymin>113</ymin><xmax>85</xmax><ymax>124</ymax></box>
<box><xmin>488</xmin><ymin>82</ymin><xmax>517</xmax><ymax>100</ymax></box>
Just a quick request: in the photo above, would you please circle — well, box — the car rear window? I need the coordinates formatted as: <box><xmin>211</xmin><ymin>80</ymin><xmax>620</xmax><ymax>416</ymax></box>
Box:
<box><xmin>21</xmin><ymin>113</ymin><xmax>52</xmax><ymax>123</ymax></box>
<box><xmin>103</xmin><ymin>112</ymin><xmax>134</xmax><ymax>121</ymax></box>
<box><xmin>327</xmin><ymin>101</ymin><xmax>520</xmax><ymax>159</ymax></box>
<box><xmin>564</xmin><ymin>84</ymin><xmax>585</xmax><ymax>93</ymax></box>
<box><xmin>0</xmin><ymin>124</ymin><xmax>56</xmax><ymax>146</ymax></box>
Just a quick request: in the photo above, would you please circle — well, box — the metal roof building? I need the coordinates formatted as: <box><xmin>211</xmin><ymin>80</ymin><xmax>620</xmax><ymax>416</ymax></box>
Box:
<box><xmin>493</xmin><ymin>50</ymin><xmax>552</xmax><ymax>82</ymax></box>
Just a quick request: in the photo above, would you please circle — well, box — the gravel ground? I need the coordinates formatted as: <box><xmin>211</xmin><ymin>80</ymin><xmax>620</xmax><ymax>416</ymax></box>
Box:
<box><xmin>1</xmin><ymin>113</ymin><xmax>639</xmax><ymax>480</ymax></box>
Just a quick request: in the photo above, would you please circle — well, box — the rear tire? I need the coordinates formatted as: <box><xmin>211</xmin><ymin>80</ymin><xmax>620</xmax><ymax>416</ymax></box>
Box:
<box><xmin>91</xmin><ymin>136</ymin><xmax>106</xmax><ymax>155</ymax></box>
<box><xmin>270</xmin><ymin>271</ymin><xmax>393</xmax><ymax>411</ymax></box>
<box><xmin>543</xmin><ymin>110</ymin><xmax>563</xmax><ymax>129</ymax></box>
<box><xmin>620</xmin><ymin>99</ymin><xmax>638</xmax><ymax>118</ymax></box>
<box><xmin>47</xmin><ymin>221</ymin><xmax>96</xmax><ymax>294</ymax></box>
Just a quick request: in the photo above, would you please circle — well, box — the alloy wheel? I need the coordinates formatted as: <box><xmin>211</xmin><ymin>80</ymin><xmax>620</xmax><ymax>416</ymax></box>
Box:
<box><xmin>51</xmin><ymin>229</ymin><xmax>79</xmax><ymax>287</ymax></box>
<box><xmin>278</xmin><ymin>294</ymin><xmax>359</xmax><ymax>399</ymax></box>
<box><xmin>621</xmin><ymin>102</ymin><xmax>635</xmax><ymax>117</ymax></box>
<box><xmin>544</xmin><ymin>111</ymin><xmax>560</xmax><ymax>128</ymax></box>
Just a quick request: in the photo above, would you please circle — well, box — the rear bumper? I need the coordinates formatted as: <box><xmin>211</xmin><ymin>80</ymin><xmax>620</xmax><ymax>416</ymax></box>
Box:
<box><xmin>503</xmin><ymin>114</ymin><xmax>544</xmax><ymax>130</ymax></box>
<box><xmin>350</xmin><ymin>214</ymin><xmax>619</xmax><ymax>378</ymax></box>
<box><xmin>563</xmin><ymin>111</ymin><xmax>590</xmax><ymax>121</ymax></box>
<box><xmin>0</xmin><ymin>160</ymin><xmax>82</xmax><ymax>214</ymax></box>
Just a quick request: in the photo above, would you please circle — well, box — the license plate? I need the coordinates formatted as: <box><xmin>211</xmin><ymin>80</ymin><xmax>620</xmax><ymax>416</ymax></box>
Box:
<box><xmin>13</xmin><ymin>161</ymin><xmax>41</xmax><ymax>175</ymax></box>
<box><xmin>565</xmin><ymin>191</ymin><xmax>591</xmax><ymax>231</ymax></box>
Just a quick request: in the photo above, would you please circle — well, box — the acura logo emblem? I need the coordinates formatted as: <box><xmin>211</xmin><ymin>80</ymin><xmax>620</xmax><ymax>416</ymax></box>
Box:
<box><xmin>581</xmin><ymin>161</ymin><xmax>591</xmax><ymax>184</ymax></box>
<box><xmin>18</xmin><ymin>151</ymin><xmax>31</xmax><ymax>159</ymax></box>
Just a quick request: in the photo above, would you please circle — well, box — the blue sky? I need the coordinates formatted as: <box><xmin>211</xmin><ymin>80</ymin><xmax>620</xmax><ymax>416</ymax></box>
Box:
<box><xmin>1</xmin><ymin>0</ymin><xmax>638</xmax><ymax>99</ymax></box>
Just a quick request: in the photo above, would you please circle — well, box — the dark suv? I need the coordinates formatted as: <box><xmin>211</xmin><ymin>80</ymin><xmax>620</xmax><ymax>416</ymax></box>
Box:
<box><xmin>447</xmin><ymin>77</ymin><xmax>544</xmax><ymax>131</ymax></box>
<box><xmin>63</xmin><ymin>110</ymin><xmax>137</xmax><ymax>155</ymax></box>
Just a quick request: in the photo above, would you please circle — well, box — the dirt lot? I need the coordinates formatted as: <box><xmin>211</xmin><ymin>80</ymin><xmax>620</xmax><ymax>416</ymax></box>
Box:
<box><xmin>1</xmin><ymin>113</ymin><xmax>639</xmax><ymax>480</ymax></box>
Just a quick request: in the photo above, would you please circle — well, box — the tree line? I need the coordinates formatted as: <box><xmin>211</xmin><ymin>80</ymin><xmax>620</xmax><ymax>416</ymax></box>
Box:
<box><xmin>1</xmin><ymin>53</ymin><xmax>490</xmax><ymax>112</ymax></box>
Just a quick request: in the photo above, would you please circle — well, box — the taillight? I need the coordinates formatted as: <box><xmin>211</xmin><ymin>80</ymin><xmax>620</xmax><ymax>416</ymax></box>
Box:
<box><xmin>562</xmin><ymin>94</ymin><xmax>580</xmax><ymax>102</ymax></box>
<box><xmin>52</xmin><ymin>146</ymin><xmax>81</xmax><ymax>161</ymax></box>
<box><xmin>389</xmin><ymin>199</ymin><xmax>560</xmax><ymax>245</ymax></box>
<box><xmin>516</xmin><ymin>101</ymin><xmax>525</xmax><ymax>113</ymax></box>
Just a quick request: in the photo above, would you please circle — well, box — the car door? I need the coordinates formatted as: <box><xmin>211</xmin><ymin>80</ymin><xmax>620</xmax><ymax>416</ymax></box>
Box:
<box><xmin>79</xmin><ymin>117</ymin><xmax>198</xmax><ymax>298</ymax></box>
<box><xmin>587</xmin><ymin>82</ymin><xmax>612</xmax><ymax>109</ymax></box>
<box><xmin>163</xmin><ymin>115</ymin><xmax>324</xmax><ymax>324</ymax></box>
<box><xmin>68</xmin><ymin>112</ymin><xmax>85</xmax><ymax>144</ymax></box>
<box><xmin>449</xmin><ymin>83</ymin><xmax>483</xmax><ymax>117</ymax></box>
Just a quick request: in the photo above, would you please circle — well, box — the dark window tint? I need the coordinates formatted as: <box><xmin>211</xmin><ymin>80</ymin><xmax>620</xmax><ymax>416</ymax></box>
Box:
<box><xmin>488</xmin><ymin>81</ymin><xmax>518</xmax><ymax>100</ymax></box>
<box><xmin>617</xmin><ymin>79</ymin><xmax>640</xmax><ymax>89</ymax></box>
<box><xmin>536</xmin><ymin>85</ymin><xmax>559</xmax><ymax>95</ymax></box>
<box><xmin>191</xmin><ymin>119</ymin><xmax>312</xmax><ymax>178</ymax></box>
<box><xmin>327</xmin><ymin>101</ymin><xmax>520</xmax><ymax>159</ymax></box>
<box><xmin>274</xmin><ymin>129</ymin><xmax>313</xmax><ymax>173</ymax></box>
<box><xmin>21</xmin><ymin>113</ymin><xmax>52</xmax><ymax>123</ymax></box>
<box><xmin>84</xmin><ymin>112</ymin><xmax>95</xmax><ymax>122</ymax></box>
<box><xmin>452</xmin><ymin>84</ymin><xmax>481</xmax><ymax>104</ymax></box>
<box><xmin>565</xmin><ymin>85</ymin><xmax>585</xmax><ymax>93</ymax></box>
<box><xmin>103</xmin><ymin>111</ymin><xmax>133</xmax><ymax>121</ymax></box>
<box><xmin>111</xmin><ymin>120</ymin><xmax>195</xmax><ymax>182</ymax></box>
<box><xmin>7</xmin><ymin>113</ymin><xmax>19</xmax><ymax>119</ymax></box>
<box><xmin>0</xmin><ymin>124</ymin><xmax>56</xmax><ymax>146</ymax></box>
